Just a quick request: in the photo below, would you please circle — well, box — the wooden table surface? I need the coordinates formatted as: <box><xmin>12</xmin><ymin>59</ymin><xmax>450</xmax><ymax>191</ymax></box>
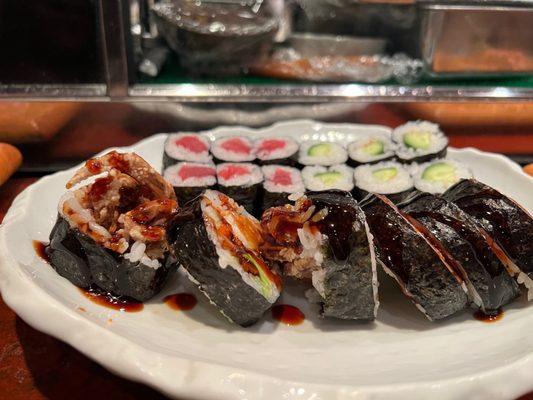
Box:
<box><xmin>1</xmin><ymin>103</ymin><xmax>533</xmax><ymax>399</ymax></box>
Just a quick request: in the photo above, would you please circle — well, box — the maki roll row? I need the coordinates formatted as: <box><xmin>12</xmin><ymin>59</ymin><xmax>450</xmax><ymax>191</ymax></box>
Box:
<box><xmin>48</xmin><ymin>151</ymin><xmax>179</xmax><ymax>302</ymax></box>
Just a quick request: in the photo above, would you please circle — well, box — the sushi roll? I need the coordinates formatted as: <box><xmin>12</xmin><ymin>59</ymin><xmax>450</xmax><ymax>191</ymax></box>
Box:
<box><xmin>400</xmin><ymin>192</ymin><xmax>520</xmax><ymax>313</ymax></box>
<box><xmin>164</xmin><ymin>162</ymin><xmax>216</xmax><ymax>205</ymax></box>
<box><xmin>261</xmin><ymin>165</ymin><xmax>305</xmax><ymax>211</ymax></box>
<box><xmin>443</xmin><ymin>179</ymin><xmax>533</xmax><ymax>299</ymax></box>
<box><xmin>254</xmin><ymin>137</ymin><xmax>299</xmax><ymax>166</ymax></box>
<box><xmin>353</xmin><ymin>161</ymin><xmax>413</xmax><ymax>202</ymax></box>
<box><xmin>347</xmin><ymin>134</ymin><xmax>396</xmax><ymax>166</ymax></box>
<box><xmin>163</xmin><ymin>133</ymin><xmax>211</xmax><ymax>169</ymax></box>
<box><xmin>211</xmin><ymin>136</ymin><xmax>255</xmax><ymax>163</ymax></box>
<box><xmin>361</xmin><ymin>194</ymin><xmax>468</xmax><ymax>320</ymax></box>
<box><xmin>261</xmin><ymin>191</ymin><xmax>378</xmax><ymax>320</ymax></box>
<box><xmin>48</xmin><ymin>151</ymin><xmax>178</xmax><ymax>302</ymax></box>
<box><xmin>410</xmin><ymin>159</ymin><xmax>472</xmax><ymax>194</ymax></box>
<box><xmin>216</xmin><ymin>163</ymin><xmax>263</xmax><ymax>214</ymax></box>
<box><xmin>298</xmin><ymin>141</ymin><xmax>348</xmax><ymax>166</ymax></box>
<box><xmin>167</xmin><ymin>190</ymin><xmax>282</xmax><ymax>326</ymax></box>
<box><xmin>302</xmin><ymin>164</ymin><xmax>354</xmax><ymax>192</ymax></box>
<box><xmin>393</xmin><ymin>121</ymin><xmax>448</xmax><ymax>163</ymax></box>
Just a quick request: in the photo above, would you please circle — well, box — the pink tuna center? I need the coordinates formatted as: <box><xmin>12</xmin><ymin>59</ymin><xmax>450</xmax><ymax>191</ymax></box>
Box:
<box><xmin>175</xmin><ymin>136</ymin><xmax>208</xmax><ymax>154</ymax></box>
<box><xmin>257</xmin><ymin>139</ymin><xmax>286</xmax><ymax>156</ymax></box>
<box><xmin>219</xmin><ymin>165</ymin><xmax>250</xmax><ymax>180</ymax></box>
<box><xmin>178</xmin><ymin>165</ymin><xmax>215</xmax><ymax>180</ymax></box>
<box><xmin>220</xmin><ymin>138</ymin><xmax>251</xmax><ymax>154</ymax></box>
<box><xmin>272</xmin><ymin>169</ymin><xmax>292</xmax><ymax>186</ymax></box>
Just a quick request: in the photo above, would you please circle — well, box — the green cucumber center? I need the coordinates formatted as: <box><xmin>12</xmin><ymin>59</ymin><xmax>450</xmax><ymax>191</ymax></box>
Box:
<box><xmin>404</xmin><ymin>131</ymin><xmax>431</xmax><ymax>150</ymax></box>
<box><xmin>421</xmin><ymin>162</ymin><xmax>457</xmax><ymax>184</ymax></box>
<box><xmin>362</xmin><ymin>139</ymin><xmax>385</xmax><ymax>156</ymax></box>
<box><xmin>315</xmin><ymin>171</ymin><xmax>341</xmax><ymax>185</ymax></box>
<box><xmin>308</xmin><ymin>143</ymin><xmax>332</xmax><ymax>157</ymax></box>
<box><xmin>372</xmin><ymin>167</ymin><xmax>398</xmax><ymax>182</ymax></box>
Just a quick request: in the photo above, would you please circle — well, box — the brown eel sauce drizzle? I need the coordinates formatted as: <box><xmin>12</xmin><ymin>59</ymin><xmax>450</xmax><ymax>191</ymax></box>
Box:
<box><xmin>272</xmin><ymin>305</ymin><xmax>305</xmax><ymax>326</ymax></box>
<box><xmin>474</xmin><ymin>308</ymin><xmax>504</xmax><ymax>323</ymax></box>
<box><xmin>33</xmin><ymin>241</ymin><xmax>50</xmax><ymax>263</ymax></box>
<box><xmin>79</xmin><ymin>286</ymin><xmax>144</xmax><ymax>312</ymax></box>
<box><xmin>164</xmin><ymin>293</ymin><xmax>197</xmax><ymax>311</ymax></box>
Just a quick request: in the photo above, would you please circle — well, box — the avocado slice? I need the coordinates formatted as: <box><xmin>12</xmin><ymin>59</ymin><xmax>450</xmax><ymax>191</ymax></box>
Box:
<box><xmin>404</xmin><ymin>130</ymin><xmax>431</xmax><ymax>150</ymax></box>
<box><xmin>308</xmin><ymin>143</ymin><xmax>332</xmax><ymax>157</ymax></box>
<box><xmin>315</xmin><ymin>171</ymin><xmax>341</xmax><ymax>185</ymax></box>
<box><xmin>243</xmin><ymin>253</ymin><xmax>275</xmax><ymax>299</ymax></box>
<box><xmin>421</xmin><ymin>162</ymin><xmax>456</xmax><ymax>184</ymax></box>
<box><xmin>372</xmin><ymin>167</ymin><xmax>398</xmax><ymax>182</ymax></box>
<box><xmin>362</xmin><ymin>139</ymin><xmax>385</xmax><ymax>156</ymax></box>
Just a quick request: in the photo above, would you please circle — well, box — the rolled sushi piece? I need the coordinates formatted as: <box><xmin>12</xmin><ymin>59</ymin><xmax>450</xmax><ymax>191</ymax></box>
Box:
<box><xmin>347</xmin><ymin>134</ymin><xmax>396</xmax><ymax>166</ymax></box>
<box><xmin>261</xmin><ymin>191</ymin><xmax>378</xmax><ymax>320</ymax></box>
<box><xmin>399</xmin><ymin>192</ymin><xmax>520</xmax><ymax>313</ymax></box>
<box><xmin>302</xmin><ymin>164</ymin><xmax>354</xmax><ymax>192</ymax></box>
<box><xmin>167</xmin><ymin>190</ymin><xmax>282</xmax><ymax>326</ymax></box>
<box><xmin>261</xmin><ymin>165</ymin><xmax>305</xmax><ymax>211</ymax></box>
<box><xmin>254</xmin><ymin>137</ymin><xmax>299</xmax><ymax>166</ymax></box>
<box><xmin>443</xmin><ymin>179</ymin><xmax>533</xmax><ymax>299</ymax></box>
<box><xmin>49</xmin><ymin>151</ymin><xmax>178</xmax><ymax>301</ymax></box>
<box><xmin>211</xmin><ymin>136</ymin><xmax>255</xmax><ymax>163</ymax></box>
<box><xmin>361</xmin><ymin>194</ymin><xmax>468</xmax><ymax>320</ymax></box>
<box><xmin>411</xmin><ymin>159</ymin><xmax>472</xmax><ymax>194</ymax></box>
<box><xmin>298</xmin><ymin>141</ymin><xmax>348</xmax><ymax>166</ymax></box>
<box><xmin>163</xmin><ymin>133</ymin><xmax>211</xmax><ymax>170</ymax></box>
<box><xmin>164</xmin><ymin>162</ymin><xmax>216</xmax><ymax>205</ymax></box>
<box><xmin>216</xmin><ymin>163</ymin><xmax>263</xmax><ymax>214</ymax></box>
<box><xmin>393</xmin><ymin>121</ymin><xmax>448</xmax><ymax>163</ymax></box>
<box><xmin>353</xmin><ymin>161</ymin><xmax>414</xmax><ymax>202</ymax></box>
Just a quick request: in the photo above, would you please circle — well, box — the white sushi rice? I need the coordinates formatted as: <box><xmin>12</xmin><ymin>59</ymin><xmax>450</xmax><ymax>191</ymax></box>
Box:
<box><xmin>393</xmin><ymin>121</ymin><xmax>448</xmax><ymax>161</ymax></box>
<box><xmin>348</xmin><ymin>134</ymin><xmax>396</xmax><ymax>164</ymax></box>
<box><xmin>216</xmin><ymin>163</ymin><xmax>263</xmax><ymax>187</ymax></box>
<box><xmin>410</xmin><ymin>159</ymin><xmax>473</xmax><ymax>194</ymax></box>
<box><xmin>299</xmin><ymin>141</ymin><xmax>348</xmax><ymax>166</ymax></box>
<box><xmin>164</xmin><ymin>133</ymin><xmax>212</xmax><ymax>163</ymax></box>
<box><xmin>262</xmin><ymin>165</ymin><xmax>304</xmax><ymax>194</ymax></box>
<box><xmin>354</xmin><ymin>161</ymin><xmax>413</xmax><ymax>195</ymax></box>
<box><xmin>254</xmin><ymin>137</ymin><xmax>299</xmax><ymax>161</ymax></box>
<box><xmin>302</xmin><ymin>164</ymin><xmax>354</xmax><ymax>191</ymax></box>
<box><xmin>124</xmin><ymin>241</ymin><xmax>161</xmax><ymax>269</ymax></box>
<box><xmin>163</xmin><ymin>162</ymin><xmax>216</xmax><ymax>187</ymax></box>
<box><xmin>211</xmin><ymin>136</ymin><xmax>255</xmax><ymax>162</ymax></box>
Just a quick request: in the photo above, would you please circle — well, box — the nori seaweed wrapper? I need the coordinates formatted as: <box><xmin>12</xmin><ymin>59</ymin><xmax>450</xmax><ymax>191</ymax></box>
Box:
<box><xmin>443</xmin><ymin>179</ymin><xmax>533</xmax><ymax>279</ymax></box>
<box><xmin>167</xmin><ymin>197</ymin><xmax>274</xmax><ymax>327</ymax></box>
<box><xmin>257</xmin><ymin>155</ymin><xmax>298</xmax><ymax>167</ymax></box>
<box><xmin>174</xmin><ymin>186</ymin><xmax>209</xmax><ymax>205</ymax></box>
<box><xmin>49</xmin><ymin>216</ymin><xmax>175</xmax><ymax>302</ymax></box>
<box><xmin>261</xmin><ymin>189</ymin><xmax>290</xmax><ymax>214</ymax></box>
<box><xmin>306</xmin><ymin>191</ymin><xmax>377</xmax><ymax>320</ymax></box>
<box><xmin>353</xmin><ymin>188</ymin><xmax>419</xmax><ymax>204</ymax></box>
<box><xmin>400</xmin><ymin>192</ymin><xmax>520</xmax><ymax>312</ymax></box>
<box><xmin>396</xmin><ymin>147</ymin><xmax>447</xmax><ymax>164</ymax></box>
<box><xmin>347</xmin><ymin>155</ymin><xmax>396</xmax><ymax>168</ymax></box>
<box><xmin>217</xmin><ymin>182</ymin><xmax>261</xmax><ymax>216</ymax></box>
<box><xmin>361</xmin><ymin>194</ymin><xmax>468</xmax><ymax>320</ymax></box>
<box><xmin>163</xmin><ymin>151</ymin><xmax>179</xmax><ymax>171</ymax></box>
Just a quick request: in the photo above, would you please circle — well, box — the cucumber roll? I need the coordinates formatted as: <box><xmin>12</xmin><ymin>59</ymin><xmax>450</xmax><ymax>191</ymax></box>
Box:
<box><xmin>302</xmin><ymin>164</ymin><xmax>354</xmax><ymax>192</ymax></box>
<box><xmin>261</xmin><ymin>191</ymin><xmax>378</xmax><ymax>320</ymax></box>
<box><xmin>261</xmin><ymin>165</ymin><xmax>304</xmax><ymax>212</ymax></box>
<box><xmin>254</xmin><ymin>137</ymin><xmax>299</xmax><ymax>166</ymax></box>
<box><xmin>361</xmin><ymin>194</ymin><xmax>468</xmax><ymax>320</ymax></box>
<box><xmin>167</xmin><ymin>190</ymin><xmax>282</xmax><ymax>326</ymax></box>
<box><xmin>393</xmin><ymin>121</ymin><xmax>448</xmax><ymax>163</ymax></box>
<box><xmin>298</xmin><ymin>141</ymin><xmax>348</xmax><ymax>166</ymax></box>
<box><xmin>347</xmin><ymin>134</ymin><xmax>396</xmax><ymax>166</ymax></box>
<box><xmin>49</xmin><ymin>151</ymin><xmax>178</xmax><ymax>301</ymax></box>
<box><xmin>211</xmin><ymin>136</ymin><xmax>255</xmax><ymax>163</ymax></box>
<box><xmin>353</xmin><ymin>161</ymin><xmax>413</xmax><ymax>202</ymax></box>
<box><xmin>163</xmin><ymin>133</ymin><xmax>211</xmax><ymax>170</ymax></box>
<box><xmin>164</xmin><ymin>162</ymin><xmax>216</xmax><ymax>205</ymax></box>
<box><xmin>216</xmin><ymin>163</ymin><xmax>263</xmax><ymax>215</ymax></box>
<box><xmin>411</xmin><ymin>159</ymin><xmax>472</xmax><ymax>194</ymax></box>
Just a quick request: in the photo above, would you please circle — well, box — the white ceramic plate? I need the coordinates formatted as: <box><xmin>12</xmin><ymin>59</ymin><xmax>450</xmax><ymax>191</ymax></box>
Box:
<box><xmin>1</xmin><ymin>120</ymin><xmax>532</xmax><ymax>400</ymax></box>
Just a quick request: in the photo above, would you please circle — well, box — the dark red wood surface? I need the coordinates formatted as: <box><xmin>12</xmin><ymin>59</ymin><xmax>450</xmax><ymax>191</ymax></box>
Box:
<box><xmin>1</xmin><ymin>103</ymin><xmax>532</xmax><ymax>399</ymax></box>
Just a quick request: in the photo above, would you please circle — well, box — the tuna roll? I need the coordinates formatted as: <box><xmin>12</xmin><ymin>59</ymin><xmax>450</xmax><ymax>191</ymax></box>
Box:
<box><xmin>353</xmin><ymin>161</ymin><xmax>413</xmax><ymax>202</ymax></box>
<box><xmin>49</xmin><ymin>151</ymin><xmax>178</xmax><ymax>301</ymax></box>
<box><xmin>164</xmin><ymin>162</ymin><xmax>216</xmax><ymax>204</ymax></box>
<box><xmin>299</xmin><ymin>141</ymin><xmax>348</xmax><ymax>166</ymax></box>
<box><xmin>167</xmin><ymin>190</ymin><xmax>282</xmax><ymax>326</ymax></box>
<box><xmin>261</xmin><ymin>165</ymin><xmax>305</xmax><ymax>211</ymax></box>
<box><xmin>400</xmin><ymin>192</ymin><xmax>520</xmax><ymax>313</ymax></box>
<box><xmin>211</xmin><ymin>136</ymin><xmax>255</xmax><ymax>163</ymax></box>
<box><xmin>443</xmin><ymin>179</ymin><xmax>533</xmax><ymax>299</ymax></box>
<box><xmin>163</xmin><ymin>133</ymin><xmax>211</xmax><ymax>169</ymax></box>
<box><xmin>261</xmin><ymin>191</ymin><xmax>378</xmax><ymax>320</ymax></box>
<box><xmin>216</xmin><ymin>163</ymin><xmax>263</xmax><ymax>214</ymax></box>
<box><xmin>254</xmin><ymin>137</ymin><xmax>299</xmax><ymax>166</ymax></box>
<box><xmin>393</xmin><ymin>121</ymin><xmax>448</xmax><ymax>163</ymax></box>
<box><xmin>361</xmin><ymin>194</ymin><xmax>468</xmax><ymax>320</ymax></box>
